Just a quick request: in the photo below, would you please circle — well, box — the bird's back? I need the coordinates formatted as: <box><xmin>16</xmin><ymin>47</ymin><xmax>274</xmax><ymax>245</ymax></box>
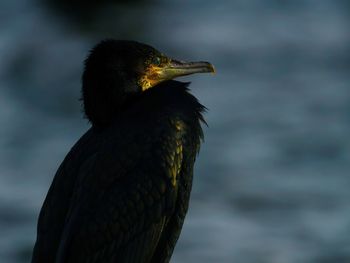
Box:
<box><xmin>31</xmin><ymin>81</ymin><xmax>205</xmax><ymax>263</ymax></box>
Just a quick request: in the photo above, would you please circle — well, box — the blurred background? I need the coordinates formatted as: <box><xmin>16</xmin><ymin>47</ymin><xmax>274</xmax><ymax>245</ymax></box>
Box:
<box><xmin>0</xmin><ymin>0</ymin><xmax>349</xmax><ymax>262</ymax></box>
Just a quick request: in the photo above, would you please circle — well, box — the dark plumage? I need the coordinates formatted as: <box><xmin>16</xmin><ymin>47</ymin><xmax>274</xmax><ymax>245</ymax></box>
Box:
<box><xmin>31</xmin><ymin>40</ymin><xmax>214</xmax><ymax>263</ymax></box>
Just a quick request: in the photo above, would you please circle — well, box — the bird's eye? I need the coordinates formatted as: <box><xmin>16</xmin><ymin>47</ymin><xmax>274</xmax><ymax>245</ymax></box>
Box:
<box><xmin>152</xmin><ymin>57</ymin><xmax>161</xmax><ymax>66</ymax></box>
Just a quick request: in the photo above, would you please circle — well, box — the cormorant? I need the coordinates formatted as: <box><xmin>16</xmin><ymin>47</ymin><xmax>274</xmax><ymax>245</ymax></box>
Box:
<box><xmin>31</xmin><ymin>40</ymin><xmax>214</xmax><ymax>263</ymax></box>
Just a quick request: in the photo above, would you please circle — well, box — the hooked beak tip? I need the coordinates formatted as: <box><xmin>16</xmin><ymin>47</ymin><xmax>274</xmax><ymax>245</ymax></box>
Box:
<box><xmin>208</xmin><ymin>63</ymin><xmax>216</xmax><ymax>74</ymax></box>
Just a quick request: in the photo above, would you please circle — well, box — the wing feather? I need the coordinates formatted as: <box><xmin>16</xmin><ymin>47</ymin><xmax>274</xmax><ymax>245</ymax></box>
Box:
<box><xmin>54</xmin><ymin>120</ymin><xmax>184</xmax><ymax>263</ymax></box>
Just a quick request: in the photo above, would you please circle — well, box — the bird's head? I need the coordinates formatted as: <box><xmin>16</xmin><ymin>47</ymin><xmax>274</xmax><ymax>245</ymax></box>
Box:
<box><xmin>82</xmin><ymin>39</ymin><xmax>215</xmax><ymax>126</ymax></box>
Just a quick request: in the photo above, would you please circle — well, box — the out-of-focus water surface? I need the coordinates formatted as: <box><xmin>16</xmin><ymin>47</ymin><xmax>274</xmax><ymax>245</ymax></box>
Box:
<box><xmin>1</xmin><ymin>0</ymin><xmax>349</xmax><ymax>262</ymax></box>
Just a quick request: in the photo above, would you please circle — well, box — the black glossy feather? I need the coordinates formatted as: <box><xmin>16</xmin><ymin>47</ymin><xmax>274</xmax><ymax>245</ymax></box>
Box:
<box><xmin>32</xmin><ymin>80</ymin><xmax>205</xmax><ymax>263</ymax></box>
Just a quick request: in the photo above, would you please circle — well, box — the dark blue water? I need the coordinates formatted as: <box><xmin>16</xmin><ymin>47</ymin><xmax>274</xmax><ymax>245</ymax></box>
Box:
<box><xmin>1</xmin><ymin>0</ymin><xmax>349</xmax><ymax>262</ymax></box>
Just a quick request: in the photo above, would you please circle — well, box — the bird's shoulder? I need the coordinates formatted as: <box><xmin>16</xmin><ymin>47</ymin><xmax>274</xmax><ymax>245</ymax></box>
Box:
<box><xmin>33</xmin><ymin>81</ymin><xmax>206</xmax><ymax>263</ymax></box>
<box><xmin>54</xmin><ymin>110</ymin><xmax>191</xmax><ymax>262</ymax></box>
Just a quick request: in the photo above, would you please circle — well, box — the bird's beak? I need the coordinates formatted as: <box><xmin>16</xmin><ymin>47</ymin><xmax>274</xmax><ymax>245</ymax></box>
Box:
<box><xmin>158</xmin><ymin>59</ymin><xmax>215</xmax><ymax>80</ymax></box>
<box><xmin>140</xmin><ymin>59</ymin><xmax>215</xmax><ymax>91</ymax></box>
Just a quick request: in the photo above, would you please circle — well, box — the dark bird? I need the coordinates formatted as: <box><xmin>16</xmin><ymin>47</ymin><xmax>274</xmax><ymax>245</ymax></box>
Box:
<box><xmin>31</xmin><ymin>40</ymin><xmax>214</xmax><ymax>263</ymax></box>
